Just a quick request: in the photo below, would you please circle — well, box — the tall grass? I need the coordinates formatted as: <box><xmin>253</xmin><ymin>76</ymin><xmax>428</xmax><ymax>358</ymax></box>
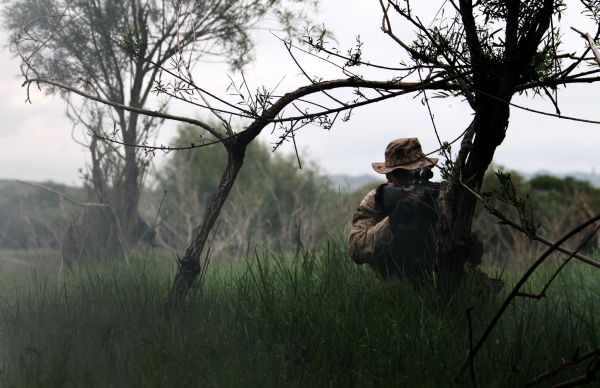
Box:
<box><xmin>0</xmin><ymin>242</ymin><xmax>598</xmax><ymax>387</ymax></box>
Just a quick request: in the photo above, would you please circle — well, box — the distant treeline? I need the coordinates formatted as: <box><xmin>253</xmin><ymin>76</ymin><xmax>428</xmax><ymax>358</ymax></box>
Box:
<box><xmin>1</xmin><ymin>127</ymin><xmax>598</xmax><ymax>266</ymax></box>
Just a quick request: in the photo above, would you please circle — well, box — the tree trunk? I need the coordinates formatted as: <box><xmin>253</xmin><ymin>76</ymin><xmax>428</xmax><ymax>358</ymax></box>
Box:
<box><xmin>62</xmin><ymin>112</ymin><xmax>148</xmax><ymax>264</ymax></box>
<box><xmin>121</xmin><ymin>114</ymin><xmax>142</xmax><ymax>243</ymax></box>
<box><xmin>437</xmin><ymin>89</ymin><xmax>513</xmax><ymax>274</ymax></box>
<box><xmin>164</xmin><ymin>138</ymin><xmax>248</xmax><ymax>309</ymax></box>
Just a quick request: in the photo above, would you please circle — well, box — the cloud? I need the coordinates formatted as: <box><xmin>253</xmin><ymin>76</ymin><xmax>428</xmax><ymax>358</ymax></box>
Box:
<box><xmin>1</xmin><ymin>0</ymin><xmax>599</xmax><ymax>184</ymax></box>
<box><xmin>0</xmin><ymin>51</ymin><xmax>84</xmax><ymax>183</ymax></box>
<box><xmin>0</xmin><ymin>53</ymin><xmax>68</xmax><ymax>138</ymax></box>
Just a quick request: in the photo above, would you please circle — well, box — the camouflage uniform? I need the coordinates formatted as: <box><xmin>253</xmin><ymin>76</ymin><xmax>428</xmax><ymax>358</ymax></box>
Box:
<box><xmin>348</xmin><ymin>184</ymin><xmax>437</xmax><ymax>280</ymax></box>
<box><xmin>347</xmin><ymin>137</ymin><xmax>501</xmax><ymax>289</ymax></box>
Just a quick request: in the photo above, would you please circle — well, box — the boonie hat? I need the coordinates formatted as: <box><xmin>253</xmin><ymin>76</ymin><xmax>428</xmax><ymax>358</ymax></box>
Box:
<box><xmin>372</xmin><ymin>137</ymin><xmax>438</xmax><ymax>174</ymax></box>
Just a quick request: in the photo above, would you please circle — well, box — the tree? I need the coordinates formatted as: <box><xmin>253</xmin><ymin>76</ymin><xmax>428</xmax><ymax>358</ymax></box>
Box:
<box><xmin>10</xmin><ymin>0</ymin><xmax>600</xmax><ymax>305</ymax></box>
<box><xmin>3</xmin><ymin>0</ymin><xmax>312</xmax><ymax>262</ymax></box>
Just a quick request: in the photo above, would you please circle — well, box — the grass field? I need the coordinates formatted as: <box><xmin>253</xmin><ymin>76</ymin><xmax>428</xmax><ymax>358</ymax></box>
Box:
<box><xmin>0</xmin><ymin>242</ymin><xmax>598</xmax><ymax>387</ymax></box>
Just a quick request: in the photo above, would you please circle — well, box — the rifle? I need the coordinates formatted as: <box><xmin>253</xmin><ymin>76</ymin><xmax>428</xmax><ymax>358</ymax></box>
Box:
<box><xmin>380</xmin><ymin>169</ymin><xmax>441</xmax><ymax>213</ymax></box>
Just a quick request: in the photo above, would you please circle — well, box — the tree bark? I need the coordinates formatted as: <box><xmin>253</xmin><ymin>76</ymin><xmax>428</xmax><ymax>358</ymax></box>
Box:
<box><xmin>164</xmin><ymin>137</ymin><xmax>249</xmax><ymax>309</ymax></box>
<box><xmin>437</xmin><ymin>94</ymin><xmax>512</xmax><ymax>271</ymax></box>
<box><xmin>121</xmin><ymin>112</ymin><xmax>142</xmax><ymax>242</ymax></box>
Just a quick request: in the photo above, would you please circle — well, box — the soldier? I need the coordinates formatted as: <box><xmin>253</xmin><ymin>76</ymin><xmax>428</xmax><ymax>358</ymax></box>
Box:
<box><xmin>348</xmin><ymin>138</ymin><xmax>497</xmax><ymax>287</ymax></box>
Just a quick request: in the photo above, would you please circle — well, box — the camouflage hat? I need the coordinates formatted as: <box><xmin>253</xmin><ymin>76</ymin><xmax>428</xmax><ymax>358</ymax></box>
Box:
<box><xmin>371</xmin><ymin>137</ymin><xmax>438</xmax><ymax>174</ymax></box>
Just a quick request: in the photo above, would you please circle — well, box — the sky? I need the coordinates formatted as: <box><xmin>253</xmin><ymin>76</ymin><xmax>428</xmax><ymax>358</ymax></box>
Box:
<box><xmin>0</xmin><ymin>0</ymin><xmax>599</xmax><ymax>186</ymax></box>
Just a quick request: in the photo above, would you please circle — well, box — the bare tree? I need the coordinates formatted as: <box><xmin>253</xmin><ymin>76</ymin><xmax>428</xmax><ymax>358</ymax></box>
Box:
<box><xmin>10</xmin><ymin>0</ymin><xmax>600</xmax><ymax>306</ymax></box>
<box><xmin>3</xmin><ymin>0</ymin><xmax>312</xmax><ymax>262</ymax></box>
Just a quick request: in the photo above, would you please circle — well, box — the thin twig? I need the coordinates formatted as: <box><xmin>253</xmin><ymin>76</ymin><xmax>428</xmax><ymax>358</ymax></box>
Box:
<box><xmin>475</xmin><ymin>88</ymin><xmax>600</xmax><ymax>125</ymax></box>
<box><xmin>526</xmin><ymin>348</ymin><xmax>600</xmax><ymax>387</ymax></box>
<box><xmin>16</xmin><ymin>180</ymin><xmax>108</xmax><ymax>208</ymax></box>
<box><xmin>290</xmin><ymin>125</ymin><xmax>302</xmax><ymax>170</ymax></box>
<box><xmin>284</xmin><ymin>40</ymin><xmax>347</xmax><ymax>108</ymax></box>
<box><xmin>515</xmin><ymin>224</ymin><xmax>600</xmax><ymax>301</ymax></box>
<box><xmin>23</xmin><ymin>76</ymin><xmax>223</xmax><ymax>135</ymax></box>
<box><xmin>549</xmin><ymin>356</ymin><xmax>599</xmax><ymax>387</ymax></box>
<box><xmin>93</xmin><ymin>131</ymin><xmax>241</xmax><ymax>152</ymax></box>
<box><xmin>417</xmin><ymin>68</ymin><xmax>448</xmax><ymax>159</ymax></box>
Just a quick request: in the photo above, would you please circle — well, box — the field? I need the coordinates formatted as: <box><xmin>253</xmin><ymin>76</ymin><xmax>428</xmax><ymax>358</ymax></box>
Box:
<box><xmin>0</xmin><ymin>243</ymin><xmax>598</xmax><ymax>387</ymax></box>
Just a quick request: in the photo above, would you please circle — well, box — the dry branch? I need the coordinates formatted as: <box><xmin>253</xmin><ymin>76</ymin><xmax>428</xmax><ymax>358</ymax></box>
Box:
<box><xmin>572</xmin><ymin>27</ymin><xmax>600</xmax><ymax>66</ymax></box>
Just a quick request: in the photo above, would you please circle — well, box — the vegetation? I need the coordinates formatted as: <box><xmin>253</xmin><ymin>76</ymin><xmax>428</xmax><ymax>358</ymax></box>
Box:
<box><xmin>2</xmin><ymin>1</ymin><xmax>599</xmax><ymax>385</ymax></box>
<box><xmin>11</xmin><ymin>0</ymin><xmax>600</xmax><ymax>302</ymax></box>
<box><xmin>0</xmin><ymin>180</ymin><xmax>83</xmax><ymax>250</ymax></box>
<box><xmin>475</xmin><ymin>168</ymin><xmax>600</xmax><ymax>268</ymax></box>
<box><xmin>3</xmin><ymin>162</ymin><xmax>597</xmax><ymax>388</ymax></box>
<box><xmin>0</xmin><ymin>242</ymin><xmax>598</xmax><ymax>387</ymax></box>
<box><xmin>150</xmin><ymin>125</ymin><xmax>351</xmax><ymax>257</ymax></box>
<box><xmin>2</xmin><ymin>164</ymin><xmax>598</xmax><ymax>268</ymax></box>
<box><xmin>3</xmin><ymin>0</ymin><xmax>314</xmax><ymax>262</ymax></box>
<box><xmin>1</xmin><ymin>161</ymin><xmax>597</xmax><ymax>386</ymax></box>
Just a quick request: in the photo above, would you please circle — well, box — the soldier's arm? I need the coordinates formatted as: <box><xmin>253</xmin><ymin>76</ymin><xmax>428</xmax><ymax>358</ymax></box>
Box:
<box><xmin>347</xmin><ymin>190</ymin><xmax>394</xmax><ymax>264</ymax></box>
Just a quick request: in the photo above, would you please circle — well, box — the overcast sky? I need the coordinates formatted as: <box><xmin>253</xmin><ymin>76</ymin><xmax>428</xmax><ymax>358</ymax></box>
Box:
<box><xmin>1</xmin><ymin>0</ymin><xmax>599</xmax><ymax>186</ymax></box>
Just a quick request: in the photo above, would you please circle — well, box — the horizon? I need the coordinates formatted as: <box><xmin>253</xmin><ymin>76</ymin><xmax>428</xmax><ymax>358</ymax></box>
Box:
<box><xmin>3</xmin><ymin>165</ymin><xmax>599</xmax><ymax>189</ymax></box>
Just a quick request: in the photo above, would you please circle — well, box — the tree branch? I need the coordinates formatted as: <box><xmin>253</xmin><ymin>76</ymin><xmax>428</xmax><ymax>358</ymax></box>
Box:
<box><xmin>571</xmin><ymin>27</ymin><xmax>600</xmax><ymax>66</ymax></box>
<box><xmin>22</xmin><ymin>76</ymin><xmax>224</xmax><ymax>138</ymax></box>
<box><xmin>22</xmin><ymin>71</ymin><xmax>464</xmax><ymax>132</ymax></box>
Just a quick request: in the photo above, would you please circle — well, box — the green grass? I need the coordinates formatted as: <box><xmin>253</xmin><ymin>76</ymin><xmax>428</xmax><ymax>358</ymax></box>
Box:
<box><xmin>0</xmin><ymin>242</ymin><xmax>598</xmax><ymax>387</ymax></box>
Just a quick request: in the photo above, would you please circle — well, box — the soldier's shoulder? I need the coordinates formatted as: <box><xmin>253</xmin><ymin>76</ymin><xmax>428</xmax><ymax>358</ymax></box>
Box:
<box><xmin>359</xmin><ymin>189</ymin><xmax>378</xmax><ymax>210</ymax></box>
